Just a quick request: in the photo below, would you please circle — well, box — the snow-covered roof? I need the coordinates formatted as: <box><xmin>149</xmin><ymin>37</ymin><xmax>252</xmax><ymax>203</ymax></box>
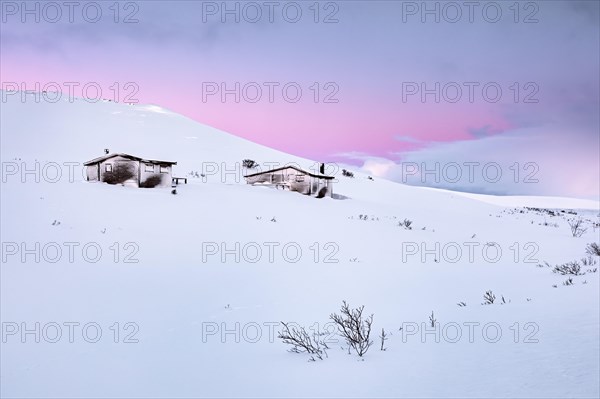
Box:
<box><xmin>243</xmin><ymin>165</ymin><xmax>334</xmax><ymax>180</ymax></box>
<box><xmin>83</xmin><ymin>153</ymin><xmax>177</xmax><ymax>166</ymax></box>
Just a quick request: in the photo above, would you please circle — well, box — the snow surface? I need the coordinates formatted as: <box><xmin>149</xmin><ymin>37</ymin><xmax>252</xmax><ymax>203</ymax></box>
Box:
<box><xmin>1</xmin><ymin>94</ymin><xmax>599</xmax><ymax>398</ymax></box>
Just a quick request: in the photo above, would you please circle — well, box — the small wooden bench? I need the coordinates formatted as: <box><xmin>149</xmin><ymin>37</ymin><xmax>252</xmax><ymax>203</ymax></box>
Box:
<box><xmin>172</xmin><ymin>177</ymin><xmax>188</xmax><ymax>185</ymax></box>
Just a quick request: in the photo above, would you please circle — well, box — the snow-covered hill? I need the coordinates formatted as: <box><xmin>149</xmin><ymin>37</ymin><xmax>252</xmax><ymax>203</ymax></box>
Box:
<box><xmin>1</xmin><ymin>94</ymin><xmax>599</xmax><ymax>398</ymax></box>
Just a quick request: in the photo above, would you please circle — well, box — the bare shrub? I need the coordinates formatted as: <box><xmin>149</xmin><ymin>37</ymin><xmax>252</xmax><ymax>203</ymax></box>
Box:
<box><xmin>568</xmin><ymin>219</ymin><xmax>587</xmax><ymax>237</ymax></box>
<box><xmin>379</xmin><ymin>328</ymin><xmax>388</xmax><ymax>351</ymax></box>
<box><xmin>189</xmin><ymin>171</ymin><xmax>204</xmax><ymax>178</ymax></box>
<box><xmin>429</xmin><ymin>311</ymin><xmax>436</xmax><ymax>327</ymax></box>
<box><xmin>540</xmin><ymin>219</ymin><xmax>559</xmax><ymax>228</ymax></box>
<box><xmin>585</xmin><ymin>242</ymin><xmax>600</xmax><ymax>256</ymax></box>
<box><xmin>342</xmin><ymin>169</ymin><xmax>354</xmax><ymax>178</ymax></box>
<box><xmin>563</xmin><ymin>277</ymin><xmax>574</xmax><ymax>286</ymax></box>
<box><xmin>102</xmin><ymin>162</ymin><xmax>135</xmax><ymax>185</ymax></box>
<box><xmin>581</xmin><ymin>256</ymin><xmax>597</xmax><ymax>267</ymax></box>
<box><xmin>242</xmin><ymin>159</ymin><xmax>258</xmax><ymax>169</ymax></box>
<box><xmin>330</xmin><ymin>301</ymin><xmax>373</xmax><ymax>357</ymax></box>
<box><xmin>553</xmin><ymin>261</ymin><xmax>584</xmax><ymax>276</ymax></box>
<box><xmin>278</xmin><ymin>322</ymin><xmax>328</xmax><ymax>360</ymax></box>
<box><xmin>482</xmin><ymin>290</ymin><xmax>496</xmax><ymax>305</ymax></box>
<box><xmin>398</xmin><ymin>219</ymin><xmax>413</xmax><ymax>230</ymax></box>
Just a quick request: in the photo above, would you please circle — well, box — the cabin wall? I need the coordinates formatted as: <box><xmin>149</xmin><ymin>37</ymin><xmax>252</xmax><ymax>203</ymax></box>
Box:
<box><xmin>86</xmin><ymin>165</ymin><xmax>99</xmax><ymax>181</ymax></box>
<box><xmin>315</xmin><ymin>179</ymin><xmax>333</xmax><ymax>198</ymax></box>
<box><xmin>245</xmin><ymin>167</ymin><xmax>292</xmax><ymax>185</ymax></box>
<box><xmin>302</xmin><ymin>176</ymin><xmax>332</xmax><ymax>197</ymax></box>
<box><xmin>289</xmin><ymin>173</ymin><xmax>311</xmax><ymax>194</ymax></box>
<box><xmin>139</xmin><ymin>163</ymin><xmax>172</xmax><ymax>187</ymax></box>
<box><xmin>279</xmin><ymin>167</ymin><xmax>325</xmax><ymax>196</ymax></box>
<box><xmin>99</xmin><ymin>156</ymin><xmax>139</xmax><ymax>187</ymax></box>
<box><xmin>246</xmin><ymin>174</ymin><xmax>272</xmax><ymax>184</ymax></box>
<box><xmin>245</xmin><ymin>167</ymin><xmax>333</xmax><ymax>197</ymax></box>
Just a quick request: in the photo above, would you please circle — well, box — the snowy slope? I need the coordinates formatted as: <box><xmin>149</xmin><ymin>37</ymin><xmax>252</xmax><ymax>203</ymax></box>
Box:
<box><xmin>1</xmin><ymin>94</ymin><xmax>599</xmax><ymax>398</ymax></box>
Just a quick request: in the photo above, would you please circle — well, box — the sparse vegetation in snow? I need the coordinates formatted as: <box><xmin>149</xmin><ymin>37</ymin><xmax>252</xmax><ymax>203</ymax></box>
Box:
<box><xmin>330</xmin><ymin>301</ymin><xmax>373</xmax><ymax>357</ymax></box>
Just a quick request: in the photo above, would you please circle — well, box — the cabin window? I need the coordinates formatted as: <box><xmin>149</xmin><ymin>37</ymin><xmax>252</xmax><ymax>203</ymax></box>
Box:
<box><xmin>105</xmin><ymin>164</ymin><xmax>113</xmax><ymax>172</ymax></box>
<box><xmin>145</xmin><ymin>163</ymin><xmax>155</xmax><ymax>172</ymax></box>
<box><xmin>295</xmin><ymin>175</ymin><xmax>305</xmax><ymax>183</ymax></box>
<box><xmin>160</xmin><ymin>165</ymin><xmax>169</xmax><ymax>173</ymax></box>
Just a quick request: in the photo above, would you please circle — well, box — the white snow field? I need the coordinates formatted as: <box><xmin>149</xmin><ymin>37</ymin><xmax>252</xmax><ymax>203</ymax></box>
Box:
<box><xmin>1</xmin><ymin>94</ymin><xmax>599</xmax><ymax>398</ymax></box>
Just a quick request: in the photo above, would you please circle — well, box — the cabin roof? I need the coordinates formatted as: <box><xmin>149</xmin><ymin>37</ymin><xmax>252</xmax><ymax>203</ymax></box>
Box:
<box><xmin>243</xmin><ymin>165</ymin><xmax>334</xmax><ymax>180</ymax></box>
<box><xmin>84</xmin><ymin>153</ymin><xmax>177</xmax><ymax>166</ymax></box>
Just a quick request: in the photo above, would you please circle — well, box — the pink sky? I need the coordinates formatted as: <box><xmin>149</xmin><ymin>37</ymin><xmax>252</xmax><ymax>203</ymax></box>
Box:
<box><xmin>1</xmin><ymin>1</ymin><xmax>598</xmax><ymax>198</ymax></box>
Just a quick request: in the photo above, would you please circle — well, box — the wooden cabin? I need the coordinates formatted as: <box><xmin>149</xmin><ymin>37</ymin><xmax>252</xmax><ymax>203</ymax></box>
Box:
<box><xmin>84</xmin><ymin>153</ymin><xmax>177</xmax><ymax>188</ymax></box>
<box><xmin>244</xmin><ymin>166</ymin><xmax>334</xmax><ymax>198</ymax></box>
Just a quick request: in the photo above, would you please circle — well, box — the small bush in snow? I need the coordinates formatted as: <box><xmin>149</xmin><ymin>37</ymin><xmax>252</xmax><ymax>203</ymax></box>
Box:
<box><xmin>398</xmin><ymin>219</ymin><xmax>413</xmax><ymax>230</ymax></box>
<box><xmin>330</xmin><ymin>301</ymin><xmax>373</xmax><ymax>357</ymax></box>
<box><xmin>242</xmin><ymin>159</ymin><xmax>258</xmax><ymax>169</ymax></box>
<box><xmin>552</xmin><ymin>261</ymin><xmax>583</xmax><ymax>276</ymax></box>
<box><xmin>581</xmin><ymin>255</ymin><xmax>597</xmax><ymax>267</ymax></box>
<box><xmin>585</xmin><ymin>242</ymin><xmax>600</xmax><ymax>257</ymax></box>
<box><xmin>562</xmin><ymin>277</ymin><xmax>574</xmax><ymax>286</ymax></box>
<box><xmin>568</xmin><ymin>219</ymin><xmax>587</xmax><ymax>237</ymax></box>
<box><xmin>342</xmin><ymin>169</ymin><xmax>354</xmax><ymax>178</ymax></box>
<box><xmin>379</xmin><ymin>328</ymin><xmax>388</xmax><ymax>351</ymax></box>
<box><xmin>278</xmin><ymin>322</ymin><xmax>328</xmax><ymax>360</ymax></box>
<box><xmin>429</xmin><ymin>311</ymin><xmax>436</xmax><ymax>327</ymax></box>
<box><xmin>482</xmin><ymin>290</ymin><xmax>496</xmax><ymax>305</ymax></box>
<box><xmin>540</xmin><ymin>219</ymin><xmax>559</xmax><ymax>228</ymax></box>
<box><xmin>189</xmin><ymin>171</ymin><xmax>202</xmax><ymax>178</ymax></box>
